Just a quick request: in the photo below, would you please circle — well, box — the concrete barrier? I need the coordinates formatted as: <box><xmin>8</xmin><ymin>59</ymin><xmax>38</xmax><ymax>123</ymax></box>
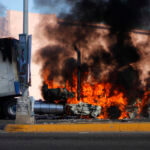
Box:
<box><xmin>4</xmin><ymin>122</ymin><xmax>150</xmax><ymax>133</ymax></box>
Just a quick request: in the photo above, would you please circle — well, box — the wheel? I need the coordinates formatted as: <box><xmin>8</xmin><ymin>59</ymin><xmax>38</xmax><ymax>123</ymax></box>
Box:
<box><xmin>3</xmin><ymin>99</ymin><xmax>17</xmax><ymax>119</ymax></box>
<box><xmin>0</xmin><ymin>105</ymin><xmax>3</xmax><ymax>119</ymax></box>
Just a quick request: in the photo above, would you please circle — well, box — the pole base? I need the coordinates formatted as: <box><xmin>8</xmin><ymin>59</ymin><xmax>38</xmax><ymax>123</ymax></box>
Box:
<box><xmin>16</xmin><ymin>115</ymin><xmax>35</xmax><ymax>124</ymax></box>
<box><xmin>15</xmin><ymin>90</ymin><xmax>35</xmax><ymax>124</ymax></box>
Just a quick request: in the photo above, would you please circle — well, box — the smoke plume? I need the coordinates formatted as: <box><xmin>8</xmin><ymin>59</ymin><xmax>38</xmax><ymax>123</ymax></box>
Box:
<box><xmin>34</xmin><ymin>0</ymin><xmax>150</xmax><ymax>104</ymax></box>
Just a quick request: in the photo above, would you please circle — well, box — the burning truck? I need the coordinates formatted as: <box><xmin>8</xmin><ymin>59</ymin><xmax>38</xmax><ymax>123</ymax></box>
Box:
<box><xmin>32</xmin><ymin>0</ymin><xmax>150</xmax><ymax>120</ymax></box>
<box><xmin>1</xmin><ymin>0</ymin><xmax>150</xmax><ymax>121</ymax></box>
<box><xmin>0</xmin><ymin>34</ymin><xmax>150</xmax><ymax>120</ymax></box>
<box><xmin>33</xmin><ymin>42</ymin><xmax>150</xmax><ymax>120</ymax></box>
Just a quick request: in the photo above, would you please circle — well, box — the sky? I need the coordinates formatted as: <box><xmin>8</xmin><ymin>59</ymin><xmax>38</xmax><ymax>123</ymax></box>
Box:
<box><xmin>0</xmin><ymin>0</ymin><xmax>64</xmax><ymax>16</ymax></box>
<box><xmin>0</xmin><ymin>0</ymin><xmax>32</xmax><ymax>14</ymax></box>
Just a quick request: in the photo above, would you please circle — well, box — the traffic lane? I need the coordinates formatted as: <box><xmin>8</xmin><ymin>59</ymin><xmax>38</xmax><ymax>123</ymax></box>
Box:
<box><xmin>0</xmin><ymin>132</ymin><xmax>150</xmax><ymax>150</ymax></box>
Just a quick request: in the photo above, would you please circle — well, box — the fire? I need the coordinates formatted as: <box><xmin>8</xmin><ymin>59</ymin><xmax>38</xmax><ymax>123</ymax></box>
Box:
<box><xmin>42</xmin><ymin>68</ymin><xmax>150</xmax><ymax>119</ymax></box>
<box><xmin>42</xmin><ymin>69</ymin><xmax>65</xmax><ymax>89</ymax></box>
<box><xmin>66</xmin><ymin>75</ymin><xmax>128</xmax><ymax>119</ymax></box>
<box><xmin>136</xmin><ymin>90</ymin><xmax>150</xmax><ymax>117</ymax></box>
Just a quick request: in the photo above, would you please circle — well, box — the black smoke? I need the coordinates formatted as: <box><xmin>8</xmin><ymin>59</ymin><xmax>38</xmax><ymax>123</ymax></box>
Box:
<box><xmin>35</xmin><ymin>45</ymin><xmax>74</xmax><ymax>82</ymax></box>
<box><xmin>34</xmin><ymin>0</ymin><xmax>150</xmax><ymax>104</ymax></box>
<box><xmin>62</xmin><ymin>0</ymin><xmax>149</xmax><ymax>102</ymax></box>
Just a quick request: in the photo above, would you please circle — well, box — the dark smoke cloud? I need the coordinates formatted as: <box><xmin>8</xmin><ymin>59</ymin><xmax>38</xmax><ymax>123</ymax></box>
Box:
<box><xmin>0</xmin><ymin>3</ymin><xmax>6</xmax><ymax>16</ymax></box>
<box><xmin>64</xmin><ymin>0</ymin><xmax>150</xmax><ymax>29</ymax></box>
<box><xmin>34</xmin><ymin>45</ymin><xmax>75</xmax><ymax>83</ymax></box>
<box><xmin>35</xmin><ymin>0</ymin><xmax>150</xmax><ymax>103</ymax></box>
<box><xmin>88</xmin><ymin>48</ymin><xmax>113</xmax><ymax>81</ymax></box>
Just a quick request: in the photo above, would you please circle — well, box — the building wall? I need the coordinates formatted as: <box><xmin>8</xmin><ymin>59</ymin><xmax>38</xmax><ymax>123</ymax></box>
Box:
<box><xmin>0</xmin><ymin>10</ymin><xmax>57</xmax><ymax>99</ymax></box>
<box><xmin>0</xmin><ymin>17</ymin><xmax>8</xmax><ymax>37</ymax></box>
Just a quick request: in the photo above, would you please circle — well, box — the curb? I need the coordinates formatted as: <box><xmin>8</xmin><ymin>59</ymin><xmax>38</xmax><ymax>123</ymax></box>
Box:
<box><xmin>4</xmin><ymin>122</ymin><xmax>150</xmax><ymax>133</ymax></box>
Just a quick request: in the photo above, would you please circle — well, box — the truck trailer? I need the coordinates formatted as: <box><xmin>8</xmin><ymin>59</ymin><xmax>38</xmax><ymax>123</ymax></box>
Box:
<box><xmin>0</xmin><ymin>38</ymin><xmax>21</xmax><ymax>119</ymax></box>
<box><xmin>0</xmin><ymin>37</ymin><xmax>66</xmax><ymax>119</ymax></box>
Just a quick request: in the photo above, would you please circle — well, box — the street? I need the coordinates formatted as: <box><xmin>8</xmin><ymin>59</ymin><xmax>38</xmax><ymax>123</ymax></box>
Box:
<box><xmin>0</xmin><ymin>132</ymin><xmax>150</xmax><ymax>150</ymax></box>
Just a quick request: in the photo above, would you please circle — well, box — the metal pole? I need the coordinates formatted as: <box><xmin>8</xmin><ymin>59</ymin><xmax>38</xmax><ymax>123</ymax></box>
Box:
<box><xmin>16</xmin><ymin>0</ymin><xmax>34</xmax><ymax>124</ymax></box>
<box><xmin>77</xmin><ymin>50</ymin><xmax>81</xmax><ymax>101</ymax></box>
<box><xmin>23</xmin><ymin>0</ymin><xmax>28</xmax><ymax>35</ymax></box>
<box><xmin>23</xmin><ymin>0</ymin><xmax>29</xmax><ymax>94</ymax></box>
<box><xmin>73</xmin><ymin>44</ymin><xmax>81</xmax><ymax>101</ymax></box>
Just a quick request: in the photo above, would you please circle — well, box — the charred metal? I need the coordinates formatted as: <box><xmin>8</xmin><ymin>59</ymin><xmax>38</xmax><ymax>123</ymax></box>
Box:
<box><xmin>42</xmin><ymin>83</ymin><xmax>75</xmax><ymax>103</ymax></box>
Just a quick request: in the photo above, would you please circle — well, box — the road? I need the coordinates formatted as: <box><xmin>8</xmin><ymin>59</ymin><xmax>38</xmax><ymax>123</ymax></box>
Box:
<box><xmin>0</xmin><ymin>132</ymin><xmax>150</xmax><ymax>150</ymax></box>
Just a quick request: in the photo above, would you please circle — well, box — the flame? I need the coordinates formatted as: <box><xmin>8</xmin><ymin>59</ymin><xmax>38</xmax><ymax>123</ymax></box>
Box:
<box><xmin>66</xmin><ymin>74</ymin><xmax>128</xmax><ymax>119</ymax></box>
<box><xmin>136</xmin><ymin>90</ymin><xmax>150</xmax><ymax>116</ymax></box>
<box><xmin>42</xmin><ymin>69</ymin><xmax>65</xmax><ymax>89</ymax></box>
<box><xmin>42</xmin><ymin>68</ymin><xmax>150</xmax><ymax>120</ymax></box>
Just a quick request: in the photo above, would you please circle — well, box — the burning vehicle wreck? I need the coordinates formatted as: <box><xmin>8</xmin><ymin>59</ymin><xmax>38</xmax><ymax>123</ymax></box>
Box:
<box><xmin>33</xmin><ymin>100</ymin><xmax>101</xmax><ymax>119</ymax></box>
<box><xmin>1</xmin><ymin>1</ymin><xmax>150</xmax><ymax>122</ymax></box>
<box><xmin>42</xmin><ymin>83</ymin><xmax>75</xmax><ymax>103</ymax></box>
<box><xmin>32</xmin><ymin>44</ymin><xmax>150</xmax><ymax>120</ymax></box>
<box><xmin>30</xmin><ymin>0</ymin><xmax>150</xmax><ymax>120</ymax></box>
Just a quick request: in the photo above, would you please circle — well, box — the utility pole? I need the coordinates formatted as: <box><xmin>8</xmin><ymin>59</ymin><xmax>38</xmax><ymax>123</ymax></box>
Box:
<box><xmin>23</xmin><ymin>0</ymin><xmax>28</xmax><ymax>35</ymax></box>
<box><xmin>73</xmin><ymin>44</ymin><xmax>81</xmax><ymax>101</ymax></box>
<box><xmin>15</xmin><ymin>0</ymin><xmax>34</xmax><ymax>124</ymax></box>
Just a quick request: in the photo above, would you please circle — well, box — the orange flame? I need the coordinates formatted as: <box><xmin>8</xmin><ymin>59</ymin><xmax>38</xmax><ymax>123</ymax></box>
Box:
<box><xmin>136</xmin><ymin>90</ymin><xmax>150</xmax><ymax>117</ymax></box>
<box><xmin>66</xmin><ymin>74</ymin><xmax>128</xmax><ymax>119</ymax></box>
<box><xmin>42</xmin><ymin>68</ymin><xmax>150</xmax><ymax>119</ymax></box>
<box><xmin>42</xmin><ymin>69</ymin><xmax>65</xmax><ymax>89</ymax></box>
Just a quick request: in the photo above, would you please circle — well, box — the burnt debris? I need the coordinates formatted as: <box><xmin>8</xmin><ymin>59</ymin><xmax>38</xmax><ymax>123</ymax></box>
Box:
<box><xmin>107</xmin><ymin>105</ymin><xmax>121</xmax><ymax>119</ymax></box>
<box><xmin>42</xmin><ymin>83</ymin><xmax>75</xmax><ymax>104</ymax></box>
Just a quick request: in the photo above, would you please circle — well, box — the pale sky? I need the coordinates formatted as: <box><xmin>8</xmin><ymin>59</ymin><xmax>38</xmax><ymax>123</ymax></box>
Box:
<box><xmin>0</xmin><ymin>0</ymin><xmax>66</xmax><ymax>16</ymax></box>
<box><xmin>0</xmin><ymin>0</ymin><xmax>33</xmax><ymax>13</ymax></box>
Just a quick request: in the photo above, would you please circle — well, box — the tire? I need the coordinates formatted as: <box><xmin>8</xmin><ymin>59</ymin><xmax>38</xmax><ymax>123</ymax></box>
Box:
<box><xmin>0</xmin><ymin>104</ymin><xmax>3</xmax><ymax>119</ymax></box>
<box><xmin>3</xmin><ymin>99</ymin><xmax>17</xmax><ymax>120</ymax></box>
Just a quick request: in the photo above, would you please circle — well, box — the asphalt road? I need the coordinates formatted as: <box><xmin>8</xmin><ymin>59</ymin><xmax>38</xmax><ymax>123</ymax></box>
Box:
<box><xmin>0</xmin><ymin>132</ymin><xmax>150</xmax><ymax>150</ymax></box>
